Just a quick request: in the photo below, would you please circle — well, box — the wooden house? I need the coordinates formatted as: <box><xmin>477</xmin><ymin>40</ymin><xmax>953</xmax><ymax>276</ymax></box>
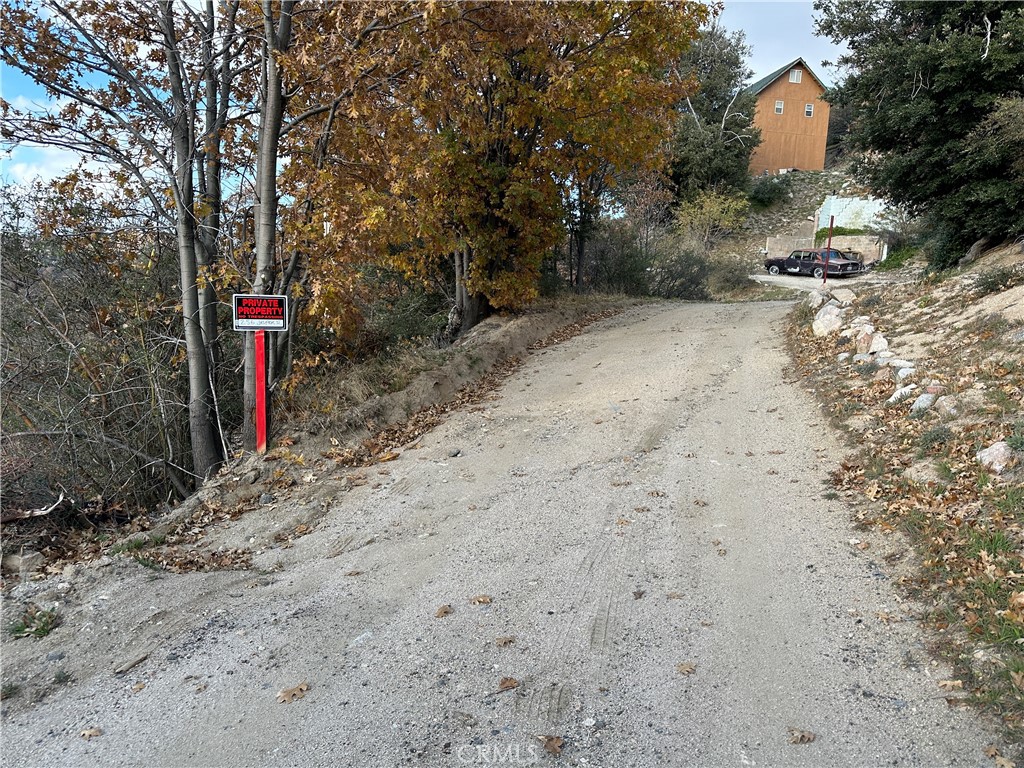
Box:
<box><xmin>746</xmin><ymin>58</ymin><xmax>830</xmax><ymax>175</ymax></box>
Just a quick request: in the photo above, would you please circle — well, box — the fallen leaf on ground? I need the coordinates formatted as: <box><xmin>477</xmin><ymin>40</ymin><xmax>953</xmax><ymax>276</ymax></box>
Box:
<box><xmin>700</xmin><ymin>619</ymin><xmax>714</xmax><ymax>627</ymax></box>
<box><xmin>767</xmin><ymin>469</ymin><xmax>779</xmax><ymax>475</ymax></box>
<box><xmin>693</xmin><ymin>499</ymin><xmax>708</xmax><ymax>507</ymax></box>
<box><xmin>435</xmin><ymin>604</ymin><xmax>453</xmax><ymax>618</ymax></box>
<box><xmin>676</xmin><ymin>662</ymin><xmax>696</xmax><ymax>675</ymax></box>
<box><xmin>130</xmin><ymin>682</ymin><xmax>145</xmax><ymax>693</ymax></box>
<box><xmin>469</xmin><ymin>595</ymin><xmax>492</xmax><ymax>605</ymax></box>
<box><xmin>495</xmin><ymin>636</ymin><xmax>516</xmax><ymax>647</ymax></box>
<box><xmin>195</xmin><ymin>682</ymin><xmax>208</xmax><ymax>693</ymax></box>
<box><xmin>80</xmin><ymin>728</ymin><xmax>103</xmax><ymax>740</ymax></box>
<box><xmin>938</xmin><ymin>679</ymin><xmax>964</xmax><ymax>691</ymax></box>
<box><xmin>745</xmin><ymin>451</ymin><xmax>755</xmax><ymax>457</ymax></box>
<box><xmin>633</xmin><ymin>590</ymin><xmax>645</xmax><ymax>600</ymax></box>
<box><xmin>876</xmin><ymin>611</ymin><xmax>895</xmax><ymax>623</ymax></box>
<box><xmin>498</xmin><ymin>677</ymin><xmax>519</xmax><ymax>691</ymax></box>
<box><xmin>985</xmin><ymin>746</ymin><xmax>1001</xmax><ymax>758</ymax></box>
<box><xmin>616</xmin><ymin>518</ymin><xmax>631</xmax><ymax>526</ymax></box>
<box><xmin>1011</xmin><ymin>671</ymin><xmax>1024</xmax><ymax>690</ymax></box>
<box><xmin>788</xmin><ymin>728</ymin><xmax>816</xmax><ymax>744</ymax></box>
<box><xmin>996</xmin><ymin>758</ymin><xmax>1016</xmax><ymax>768</ymax></box>
<box><xmin>378</xmin><ymin>451</ymin><xmax>400</xmax><ymax>462</ymax></box>
<box><xmin>666</xmin><ymin>592</ymin><xmax>685</xmax><ymax>600</ymax></box>
<box><xmin>648</xmin><ymin>490</ymin><xmax>667</xmax><ymax>497</ymax></box>
<box><xmin>345</xmin><ymin>570</ymin><xmax>362</xmax><ymax>577</ymax></box>
<box><xmin>538</xmin><ymin>735</ymin><xmax>564</xmax><ymax>755</ymax></box>
<box><xmin>277</xmin><ymin>681</ymin><xmax>309</xmax><ymax>703</ymax></box>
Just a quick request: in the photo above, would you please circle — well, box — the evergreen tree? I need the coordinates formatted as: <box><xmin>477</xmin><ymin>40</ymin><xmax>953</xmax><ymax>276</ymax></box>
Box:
<box><xmin>816</xmin><ymin>1</ymin><xmax>1024</xmax><ymax>264</ymax></box>
<box><xmin>670</xmin><ymin>24</ymin><xmax>760</xmax><ymax>200</ymax></box>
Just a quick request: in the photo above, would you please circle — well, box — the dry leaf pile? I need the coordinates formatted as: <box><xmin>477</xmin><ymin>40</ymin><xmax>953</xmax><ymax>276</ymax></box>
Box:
<box><xmin>789</xmin><ymin>276</ymin><xmax>1024</xmax><ymax>736</ymax></box>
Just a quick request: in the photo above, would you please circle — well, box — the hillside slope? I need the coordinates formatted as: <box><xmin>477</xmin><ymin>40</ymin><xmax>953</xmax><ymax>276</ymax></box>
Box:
<box><xmin>790</xmin><ymin>241</ymin><xmax>1024</xmax><ymax>744</ymax></box>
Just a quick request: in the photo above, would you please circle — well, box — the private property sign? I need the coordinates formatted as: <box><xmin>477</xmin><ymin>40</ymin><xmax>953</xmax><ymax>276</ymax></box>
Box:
<box><xmin>232</xmin><ymin>294</ymin><xmax>288</xmax><ymax>332</ymax></box>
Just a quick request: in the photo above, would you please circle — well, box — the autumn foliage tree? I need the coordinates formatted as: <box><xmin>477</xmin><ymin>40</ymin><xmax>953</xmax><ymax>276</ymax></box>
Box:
<box><xmin>290</xmin><ymin>1</ymin><xmax>708</xmax><ymax>334</ymax></box>
<box><xmin>2</xmin><ymin>1</ymin><xmax>709</xmax><ymax>509</ymax></box>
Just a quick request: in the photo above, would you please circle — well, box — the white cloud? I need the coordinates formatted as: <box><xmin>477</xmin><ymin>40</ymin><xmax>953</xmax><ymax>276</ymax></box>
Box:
<box><xmin>1</xmin><ymin>144</ymin><xmax>88</xmax><ymax>185</ymax></box>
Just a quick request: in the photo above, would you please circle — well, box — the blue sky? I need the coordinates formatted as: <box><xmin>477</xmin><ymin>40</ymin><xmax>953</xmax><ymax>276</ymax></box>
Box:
<box><xmin>0</xmin><ymin>1</ymin><xmax>844</xmax><ymax>186</ymax></box>
<box><xmin>720</xmin><ymin>1</ymin><xmax>846</xmax><ymax>86</ymax></box>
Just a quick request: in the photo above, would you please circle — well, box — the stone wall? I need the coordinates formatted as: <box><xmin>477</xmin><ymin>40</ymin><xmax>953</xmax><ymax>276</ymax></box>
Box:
<box><xmin>764</xmin><ymin>234</ymin><xmax>887</xmax><ymax>263</ymax></box>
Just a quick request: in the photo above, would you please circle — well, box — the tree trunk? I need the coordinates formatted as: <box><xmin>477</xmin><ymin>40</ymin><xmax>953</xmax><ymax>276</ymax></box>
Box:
<box><xmin>243</xmin><ymin>0</ymin><xmax>294</xmax><ymax>451</ymax></box>
<box><xmin>159</xmin><ymin>0</ymin><xmax>224</xmax><ymax>481</ymax></box>
<box><xmin>454</xmin><ymin>246</ymin><xmax>489</xmax><ymax>334</ymax></box>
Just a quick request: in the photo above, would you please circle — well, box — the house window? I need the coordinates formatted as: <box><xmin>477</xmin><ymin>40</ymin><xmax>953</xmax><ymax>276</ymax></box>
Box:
<box><xmin>805</xmin><ymin>103</ymin><xmax>814</xmax><ymax>117</ymax></box>
<box><xmin>774</xmin><ymin>100</ymin><xmax>784</xmax><ymax>115</ymax></box>
<box><xmin>790</xmin><ymin>69</ymin><xmax>802</xmax><ymax>83</ymax></box>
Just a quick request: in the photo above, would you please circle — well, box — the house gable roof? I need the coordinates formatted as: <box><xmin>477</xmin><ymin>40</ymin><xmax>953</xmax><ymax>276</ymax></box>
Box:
<box><xmin>746</xmin><ymin>57</ymin><xmax>828</xmax><ymax>96</ymax></box>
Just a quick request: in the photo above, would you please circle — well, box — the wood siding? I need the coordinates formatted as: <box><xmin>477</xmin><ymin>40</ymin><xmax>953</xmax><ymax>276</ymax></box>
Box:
<box><xmin>748</xmin><ymin>68</ymin><xmax>830</xmax><ymax>175</ymax></box>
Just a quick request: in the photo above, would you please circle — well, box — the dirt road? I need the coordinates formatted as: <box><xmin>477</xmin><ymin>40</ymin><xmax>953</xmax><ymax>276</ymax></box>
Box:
<box><xmin>3</xmin><ymin>302</ymin><xmax>1000</xmax><ymax>767</ymax></box>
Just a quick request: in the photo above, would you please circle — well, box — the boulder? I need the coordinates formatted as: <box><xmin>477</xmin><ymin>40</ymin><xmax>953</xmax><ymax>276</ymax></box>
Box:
<box><xmin>868</xmin><ymin>334</ymin><xmax>890</xmax><ymax>354</ymax></box>
<box><xmin>812</xmin><ymin>304</ymin><xmax>845</xmax><ymax>336</ymax></box>
<box><xmin>830</xmin><ymin>288</ymin><xmax>857</xmax><ymax>306</ymax></box>
<box><xmin>935</xmin><ymin>396</ymin><xmax>959</xmax><ymax>417</ymax></box>
<box><xmin>886</xmin><ymin>359</ymin><xmax>915</xmax><ymax>368</ymax></box>
<box><xmin>856</xmin><ymin>332</ymin><xmax>875</xmax><ymax>354</ymax></box>
<box><xmin>910</xmin><ymin>393</ymin><xmax>936</xmax><ymax>413</ymax></box>
<box><xmin>976</xmin><ymin>441</ymin><xmax>1015</xmax><ymax>474</ymax></box>
<box><xmin>852</xmin><ymin>353</ymin><xmax>873</xmax><ymax>363</ymax></box>
<box><xmin>1</xmin><ymin>551</ymin><xmax>44</xmax><ymax>573</ymax></box>
<box><xmin>887</xmin><ymin>384</ymin><xmax>918</xmax><ymax>404</ymax></box>
<box><xmin>837</xmin><ymin>352</ymin><xmax>852</xmax><ymax>363</ymax></box>
<box><xmin>807</xmin><ymin>291</ymin><xmax>828</xmax><ymax>309</ymax></box>
<box><xmin>896</xmin><ymin>367</ymin><xmax>916</xmax><ymax>382</ymax></box>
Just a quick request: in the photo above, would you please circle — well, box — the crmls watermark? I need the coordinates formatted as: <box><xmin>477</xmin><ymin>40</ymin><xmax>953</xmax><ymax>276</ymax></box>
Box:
<box><xmin>456</xmin><ymin>743</ymin><xmax>540</xmax><ymax>764</ymax></box>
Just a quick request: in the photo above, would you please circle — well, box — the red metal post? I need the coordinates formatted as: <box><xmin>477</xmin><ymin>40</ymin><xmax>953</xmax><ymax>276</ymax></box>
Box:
<box><xmin>823</xmin><ymin>215</ymin><xmax>835</xmax><ymax>286</ymax></box>
<box><xmin>255</xmin><ymin>329</ymin><xmax>267</xmax><ymax>454</ymax></box>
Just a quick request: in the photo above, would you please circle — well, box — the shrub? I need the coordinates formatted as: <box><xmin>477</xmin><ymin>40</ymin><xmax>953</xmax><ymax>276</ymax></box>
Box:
<box><xmin>747</xmin><ymin>173</ymin><xmax>794</xmax><ymax>208</ymax></box>
<box><xmin>647</xmin><ymin>238</ymin><xmax>710</xmax><ymax>300</ymax></box>
<box><xmin>814</xmin><ymin>226</ymin><xmax>866</xmax><ymax>246</ymax></box>
<box><xmin>707</xmin><ymin>256</ymin><xmax>755</xmax><ymax>295</ymax></box>
<box><xmin>9</xmin><ymin>605</ymin><xmax>59</xmax><ymax>639</ymax></box>
<box><xmin>874</xmin><ymin>246</ymin><xmax>917</xmax><ymax>271</ymax></box>
<box><xmin>974</xmin><ymin>265</ymin><xmax>1024</xmax><ymax>298</ymax></box>
<box><xmin>918</xmin><ymin>425</ymin><xmax>952</xmax><ymax>452</ymax></box>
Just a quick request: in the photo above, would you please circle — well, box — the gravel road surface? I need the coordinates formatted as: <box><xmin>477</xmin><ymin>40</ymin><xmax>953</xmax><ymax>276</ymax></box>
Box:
<box><xmin>3</xmin><ymin>302</ymin><xmax>1000</xmax><ymax>767</ymax></box>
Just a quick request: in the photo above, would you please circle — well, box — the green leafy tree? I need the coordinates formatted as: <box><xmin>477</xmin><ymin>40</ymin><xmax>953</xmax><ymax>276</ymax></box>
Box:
<box><xmin>670</xmin><ymin>24</ymin><xmax>760</xmax><ymax>200</ymax></box>
<box><xmin>815</xmin><ymin>1</ymin><xmax>1024</xmax><ymax>265</ymax></box>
